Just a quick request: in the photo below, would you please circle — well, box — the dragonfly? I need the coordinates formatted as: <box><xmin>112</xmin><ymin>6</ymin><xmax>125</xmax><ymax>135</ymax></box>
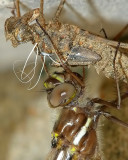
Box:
<box><xmin>43</xmin><ymin>69</ymin><xmax>128</xmax><ymax>160</ymax></box>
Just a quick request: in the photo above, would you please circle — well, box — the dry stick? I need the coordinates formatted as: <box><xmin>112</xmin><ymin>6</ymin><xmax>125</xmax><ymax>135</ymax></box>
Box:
<box><xmin>36</xmin><ymin>19</ymin><xmax>84</xmax><ymax>87</ymax></box>
<box><xmin>113</xmin><ymin>42</ymin><xmax>121</xmax><ymax>109</ymax></box>
<box><xmin>16</xmin><ymin>0</ymin><xmax>21</xmax><ymax>17</ymax></box>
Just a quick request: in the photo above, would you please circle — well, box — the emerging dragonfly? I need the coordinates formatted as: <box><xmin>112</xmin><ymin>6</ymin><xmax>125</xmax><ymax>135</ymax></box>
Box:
<box><xmin>43</xmin><ymin>70</ymin><xmax>128</xmax><ymax>160</ymax></box>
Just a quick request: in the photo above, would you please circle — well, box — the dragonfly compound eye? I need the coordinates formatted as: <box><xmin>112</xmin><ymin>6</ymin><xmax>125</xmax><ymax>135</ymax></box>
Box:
<box><xmin>48</xmin><ymin>83</ymin><xmax>76</xmax><ymax>107</ymax></box>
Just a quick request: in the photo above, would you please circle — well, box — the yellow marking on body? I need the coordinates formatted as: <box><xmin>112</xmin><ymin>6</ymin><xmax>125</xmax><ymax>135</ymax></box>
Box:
<box><xmin>73</xmin><ymin>107</ymin><xmax>77</xmax><ymax>112</ymax></box>
<box><xmin>51</xmin><ymin>132</ymin><xmax>59</xmax><ymax>141</ymax></box>
<box><xmin>64</xmin><ymin>90</ymin><xmax>76</xmax><ymax>105</ymax></box>
<box><xmin>68</xmin><ymin>146</ymin><xmax>78</xmax><ymax>160</ymax></box>
<box><xmin>73</xmin><ymin>154</ymin><xmax>78</xmax><ymax>160</ymax></box>
<box><xmin>51</xmin><ymin>132</ymin><xmax>59</xmax><ymax>138</ymax></box>
<box><xmin>55</xmin><ymin>132</ymin><xmax>59</xmax><ymax>138</ymax></box>
<box><xmin>71</xmin><ymin>146</ymin><xmax>76</xmax><ymax>153</ymax></box>
<box><xmin>52</xmin><ymin>132</ymin><xmax>62</xmax><ymax>149</ymax></box>
<box><xmin>67</xmin><ymin>146</ymin><xmax>76</xmax><ymax>158</ymax></box>
<box><xmin>57</xmin><ymin>139</ymin><xmax>63</xmax><ymax>149</ymax></box>
<box><xmin>52</xmin><ymin>74</ymin><xmax>64</xmax><ymax>83</ymax></box>
<box><xmin>44</xmin><ymin>82</ymin><xmax>48</xmax><ymax>89</ymax></box>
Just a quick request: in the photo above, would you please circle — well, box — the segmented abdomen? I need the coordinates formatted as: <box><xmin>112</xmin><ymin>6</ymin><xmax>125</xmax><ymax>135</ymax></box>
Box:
<box><xmin>47</xmin><ymin>107</ymin><xmax>99</xmax><ymax>160</ymax></box>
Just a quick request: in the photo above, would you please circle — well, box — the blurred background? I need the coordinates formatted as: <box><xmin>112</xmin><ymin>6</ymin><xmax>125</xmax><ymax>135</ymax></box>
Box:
<box><xmin>0</xmin><ymin>0</ymin><xmax>128</xmax><ymax>160</ymax></box>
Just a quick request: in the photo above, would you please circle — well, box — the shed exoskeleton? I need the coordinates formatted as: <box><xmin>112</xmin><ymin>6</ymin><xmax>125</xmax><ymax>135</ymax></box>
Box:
<box><xmin>5</xmin><ymin>0</ymin><xmax>128</xmax><ymax>87</ymax></box>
